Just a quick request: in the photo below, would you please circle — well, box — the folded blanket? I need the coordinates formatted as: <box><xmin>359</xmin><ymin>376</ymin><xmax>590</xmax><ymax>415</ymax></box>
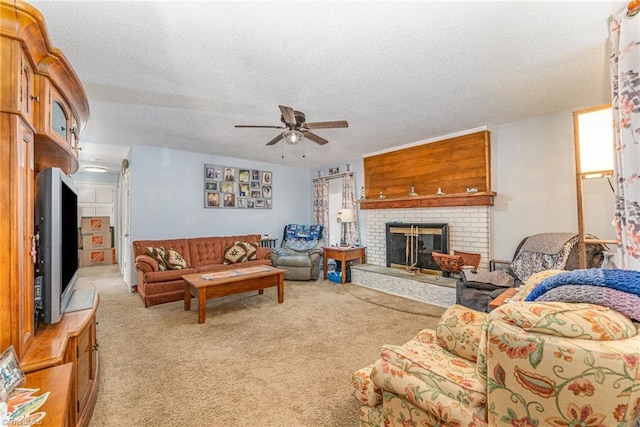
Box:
<box><xmin>462</xmin><ymin>269</ymin><xmax>514</xmax><ymax>287</ymax></box>
<box><xmin>535</xmin><ymin>284</ymin><xmax>640</xmax><ymax>322</ymax></box>
<box><xmin>525</xmin><ymin>268</ymin><xmax>640</xmax><ymax>300</ymax></box>
<box><xmin>525</xmin><ymin>268</ymin><xmax>640</xmax><ymax>322</ymax></box>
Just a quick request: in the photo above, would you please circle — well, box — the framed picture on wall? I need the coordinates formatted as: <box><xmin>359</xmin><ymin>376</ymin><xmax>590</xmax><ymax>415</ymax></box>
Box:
<box><xmin>223</xmin><ymin>167</ymin><xmax>236</xmax><ymax>182</ymax></box>
<box><xmin>239</xmin><ymin>169</ymin><xmax>250</xmax><ymax>183</ymax></box>
<box><xmin>223</xmin><ymin>193</ymin><xmax>236</xmax><ymax>207</ymax></box>
<box><xmin>205</xmin><ymin>166</ymin><xmax>215</xmax><ymax>180</ymax></box>
<box><xmin>263</xmin><ymin>186</ymin><xmax>272</xmax><ymax>198</ymax></box>
<box><xmin>261</xmin><ymin>171</ymin><xmax>272</xmax><ymax>185</ymax></box>
<box><xmin>204</xmin><ymin>164</ymin><xmax>272</xmax><ymax>209</ymax></box>
<box><xmin>205</xmin><ymin>192</ymin><xmax>220</xmax><ymax>208</ymax></box>
<box><xmin>220</xmin><ymin>181</ymin><xmax>235</xmax><ymax>194</ymax></box>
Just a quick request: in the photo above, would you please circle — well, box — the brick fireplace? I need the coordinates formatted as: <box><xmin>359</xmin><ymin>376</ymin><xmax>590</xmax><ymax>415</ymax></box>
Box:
<box><xmin>365</xmin><ymin>206</ymin><xmax>491</xmax><ymax>270</ymax></box>
<box><xmin>349</xmin><ymin>205</ymin><xmax>490</xmax><ymax>307</ymax></box>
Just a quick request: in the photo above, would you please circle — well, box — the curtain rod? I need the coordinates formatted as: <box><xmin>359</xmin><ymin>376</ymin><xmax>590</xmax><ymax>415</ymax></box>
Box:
<box><xmin>312</xmin><ymin>172</ymin><xmax>353</xmax><ymax>181</ymax></box>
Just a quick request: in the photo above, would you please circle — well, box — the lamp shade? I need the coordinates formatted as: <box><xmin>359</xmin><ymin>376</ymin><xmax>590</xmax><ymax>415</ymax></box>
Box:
<box><xmin>576</xmin><ymin>107</ymin><xmax>614</xmax><ymax>175</ymax></box>
<box><xmin>337</xmin><ymin>208</ymin><xmax>356</xmax><ymax>223</ymax></box>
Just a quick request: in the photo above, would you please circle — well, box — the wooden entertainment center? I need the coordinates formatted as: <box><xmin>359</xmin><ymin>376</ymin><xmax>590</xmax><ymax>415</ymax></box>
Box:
<box><xmin>0</xmin><ymin>1</ymin><xmax>98</xmax><ymax>426</ymax></box>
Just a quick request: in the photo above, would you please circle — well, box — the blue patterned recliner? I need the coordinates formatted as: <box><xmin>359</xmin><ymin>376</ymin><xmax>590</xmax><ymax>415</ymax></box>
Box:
<box><xmin>270</xmin><ymin>224</ymin><xmax>324</xmax><ymax>280</ymax></box>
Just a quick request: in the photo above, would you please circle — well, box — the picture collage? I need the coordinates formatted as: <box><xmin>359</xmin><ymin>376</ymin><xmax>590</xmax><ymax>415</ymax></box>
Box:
<box><xmin>204</xmin><ymin>164</ymin><xmax>272</xmax><ymax>209</ymax></box>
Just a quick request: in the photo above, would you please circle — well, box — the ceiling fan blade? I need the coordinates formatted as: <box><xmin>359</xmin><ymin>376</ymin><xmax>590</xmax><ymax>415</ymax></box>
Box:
<box><xmin>235</xmin><ymin>125</ymin><xmax>286</xmax><ymax>129</ymax></box>
<box><xmin>266</xmin><ymin>133</ymin><xmax>284</xmax><ymax>146</ymax></box>
<box><xmin>303</xmin><ymin>131</ymin><xmax>329</xmax><ymax>145</ymax></box>
<box><xmin>305</xmin><ymin>120</ymin><xmax>349</xmax><ymax>129</ymax></box>
<box><xmin>279</xmin><ymin>105</ymin><xmax>297</xmax><ymax>125</ymax></box>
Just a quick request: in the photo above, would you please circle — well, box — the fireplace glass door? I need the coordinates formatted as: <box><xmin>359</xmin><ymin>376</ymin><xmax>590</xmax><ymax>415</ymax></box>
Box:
<box><xmin>385</xmin><ymin>223</ymin><xmax>448</xmax><ymax>274</ymax></box>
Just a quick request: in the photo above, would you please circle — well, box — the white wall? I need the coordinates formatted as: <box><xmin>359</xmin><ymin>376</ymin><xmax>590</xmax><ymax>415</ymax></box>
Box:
<box><xmin>491</xmin><ymin>108</ymin><xmax>615</xmax><ymax>260</ymax></box>
<box><xmin>129</xmin><ymin>144</ymin><xmax>311</xmax><ymax>241</ymax></box>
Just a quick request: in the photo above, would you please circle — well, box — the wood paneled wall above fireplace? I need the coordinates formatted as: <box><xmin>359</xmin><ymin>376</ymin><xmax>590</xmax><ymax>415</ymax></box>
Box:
<box><xmin>361</xmin><ymin>130</ymin><xmax>493</xmax><ymax>209</ymax></box>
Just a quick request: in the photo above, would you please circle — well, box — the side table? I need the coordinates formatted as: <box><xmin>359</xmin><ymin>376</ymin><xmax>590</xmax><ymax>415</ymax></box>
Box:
<box><xmin>322</xmin><ymin>246</ymin><xmax>367</xmax><ymax>284</ymax></box>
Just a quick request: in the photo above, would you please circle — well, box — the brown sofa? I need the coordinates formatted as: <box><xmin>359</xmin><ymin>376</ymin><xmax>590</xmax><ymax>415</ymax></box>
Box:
<box><xmin>132</xmin><ymin>234</ymin><xmax>272</xmax><ymax>307</ymax></box>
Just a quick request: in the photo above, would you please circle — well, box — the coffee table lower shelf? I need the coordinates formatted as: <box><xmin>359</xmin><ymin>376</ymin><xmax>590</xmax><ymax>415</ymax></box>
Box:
<box><xmin>182</xmin><ymin>266</ymin><xmax>286</xmax><ymax>324</ymax></box>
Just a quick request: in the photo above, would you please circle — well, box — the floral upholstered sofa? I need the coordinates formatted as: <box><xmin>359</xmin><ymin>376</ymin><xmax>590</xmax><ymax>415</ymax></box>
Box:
<box><xmin>353</xmin><ymin>269</ymin><xmax>640</xmax><ymax>427</ymax></box>
<box><xmin>132</xmin><ymin>234</ymin><xmax>272</xmax><ymax>307</ymax></box>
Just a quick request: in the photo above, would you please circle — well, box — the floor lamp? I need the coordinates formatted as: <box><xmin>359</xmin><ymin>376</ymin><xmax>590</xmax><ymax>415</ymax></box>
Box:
<box><xmin>573</xmin><ymin>104</ymin><xmax>616</xmax><ymax>268</ymax></box>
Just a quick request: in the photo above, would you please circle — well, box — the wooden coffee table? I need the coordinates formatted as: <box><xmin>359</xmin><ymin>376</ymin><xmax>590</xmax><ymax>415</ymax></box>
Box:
<box><xmin>183</xmin><ymin>266</ymin><xmax>286</xmax><ymax>324</ymax></box>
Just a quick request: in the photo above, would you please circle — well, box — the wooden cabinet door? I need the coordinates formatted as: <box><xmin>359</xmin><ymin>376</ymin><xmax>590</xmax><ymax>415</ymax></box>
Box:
<box><xmin>15</xmin><ymin>118</ymin><xmax>35</xmax><ymax>359</ymax></box>
<box><xmin>50</xmin><ymin>88</ymin><xmax>70</xmax><ymax>144</ymax></box>
<box><xmin>19</xmin><ymin>50</ymin><xmax>36</xmax><ymax>124</ymax></box>
<box><xmin>35</xmin><ymin>76</ymin><xmax>73</xmax><ymax>148</ymax></box>
<box><xmin>0</xmin><ymin>114</ymin><xmax>35</xmax><ymax>359</ymax></box>
<box><xmin>75</xmin><ymin>315</ymin><xmax>96</xmax><ymax>422</ymax></box>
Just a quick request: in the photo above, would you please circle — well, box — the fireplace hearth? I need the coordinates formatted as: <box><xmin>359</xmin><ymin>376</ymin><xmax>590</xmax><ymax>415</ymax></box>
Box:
<box><xmin>385</xmin><ymin>222</ymin><xmax>448</xmax><ymax>274</ymax></box>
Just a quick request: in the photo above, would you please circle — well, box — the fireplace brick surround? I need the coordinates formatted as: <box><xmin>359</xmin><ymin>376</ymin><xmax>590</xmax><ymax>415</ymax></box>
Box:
<box><xmin>364</xmin><ymin>206</ymin><xmax>491</xmax><ymax>270</ymax></box>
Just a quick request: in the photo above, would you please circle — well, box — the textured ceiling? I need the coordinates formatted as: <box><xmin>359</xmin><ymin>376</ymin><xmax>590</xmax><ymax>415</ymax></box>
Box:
<box><xmin>28</xmin><ymin>1</ymin><xmax>617</xmax><ymax>173</ymax></box>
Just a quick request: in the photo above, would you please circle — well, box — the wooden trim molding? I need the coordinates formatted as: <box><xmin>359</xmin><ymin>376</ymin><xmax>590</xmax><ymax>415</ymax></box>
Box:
<box><xmin>358</xmin><ymin>191</ymin><xmax>496</xmax><ymax>209</ymax></box>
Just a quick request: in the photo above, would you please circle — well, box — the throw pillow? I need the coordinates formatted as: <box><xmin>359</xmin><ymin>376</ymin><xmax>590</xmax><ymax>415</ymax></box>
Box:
<box><xmin>146</xmin><ymin>246</ymin><xmax>168</xmax><ymax>271</ymax></box>
<box><xmin>165</xmin><ymin>249</ymin><xmax>187</xmax><ymax>270</ymax></box>
<box><xmin>235</xmin><ymin>241</ymin><xmax>258</xmax><ymax>261</ymax></box>
<box><xmin>224</xmin><ymin>243</ymin><xmax>248</xmax><ymax>264</ymax></box>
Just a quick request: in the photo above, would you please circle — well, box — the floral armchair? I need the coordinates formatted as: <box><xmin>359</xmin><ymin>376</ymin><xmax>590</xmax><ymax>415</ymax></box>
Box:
<box><xmin>353</xmin><ymin>270</ymin><xmax>640</xmax><ymax>427</ymax></box>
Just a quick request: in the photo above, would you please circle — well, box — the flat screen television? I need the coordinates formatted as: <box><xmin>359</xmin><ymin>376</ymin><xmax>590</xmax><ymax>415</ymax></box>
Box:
<box><xmin>35</xmin><ymin>167</ymin><xmax>79</xmax><ymax>325</ymax></box>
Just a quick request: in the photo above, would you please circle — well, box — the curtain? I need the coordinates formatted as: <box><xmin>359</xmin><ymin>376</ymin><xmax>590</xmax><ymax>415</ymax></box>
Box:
<box><xmin>312</xmin><ymin>177</ymin><xmax>329</xmax><ymax>240</ymax></box>
<box><xmin>341</xmin><ymin>173</ymin><xmax>360</xmax><ymax>245</ymax></box>
<box><xmin>610</xmin><ymin>9</ymin><xmax>640</xmax><ymax>270</ymax></box>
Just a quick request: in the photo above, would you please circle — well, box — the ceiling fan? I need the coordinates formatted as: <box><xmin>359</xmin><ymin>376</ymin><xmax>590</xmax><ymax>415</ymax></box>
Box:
<box><xmin>235</xmin><ymin>105</ymin><xmax>348</xmax><ymax>146</ymax></box>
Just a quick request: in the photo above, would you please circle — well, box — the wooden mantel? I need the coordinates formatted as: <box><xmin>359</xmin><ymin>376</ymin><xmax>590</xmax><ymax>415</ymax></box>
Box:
<box><xmin>357</xmin><ymin>191</ymin><xmax>496</xmax><ymax>209</ymax></box>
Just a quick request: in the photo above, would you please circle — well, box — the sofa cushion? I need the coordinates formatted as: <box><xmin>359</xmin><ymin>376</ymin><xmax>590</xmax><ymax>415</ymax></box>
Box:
<box><xmin>275</xmin><ymin>255</ymin><xmax>312</xmax><ymax>268</ymax></box>
<box><xmin>143</xmin><ymin>267</ymin><xmax>197</xmax><ymax>284</ymax></box>
<box><xmin>195</xmin><ymin>259</ymin><xmax>271</xmax><ymax>273</ymax></box>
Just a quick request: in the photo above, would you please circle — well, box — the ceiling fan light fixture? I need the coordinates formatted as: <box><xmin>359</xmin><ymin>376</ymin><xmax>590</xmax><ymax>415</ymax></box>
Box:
<box><xmin>283</xmin><ymin>129</ymin><xmax>304</xmax><ymax>145</ymax></box>
<box><xmin>84</xmin><ymin>165</ymin><xmax>108</xmax><ymax>173</ymax></box>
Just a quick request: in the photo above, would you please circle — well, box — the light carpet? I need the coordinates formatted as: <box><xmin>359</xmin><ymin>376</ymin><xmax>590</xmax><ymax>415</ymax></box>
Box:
<box><xmin>82</xmin><ymin>265</ymin><xmax>444</xmax><ymax>427</ymax></box>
